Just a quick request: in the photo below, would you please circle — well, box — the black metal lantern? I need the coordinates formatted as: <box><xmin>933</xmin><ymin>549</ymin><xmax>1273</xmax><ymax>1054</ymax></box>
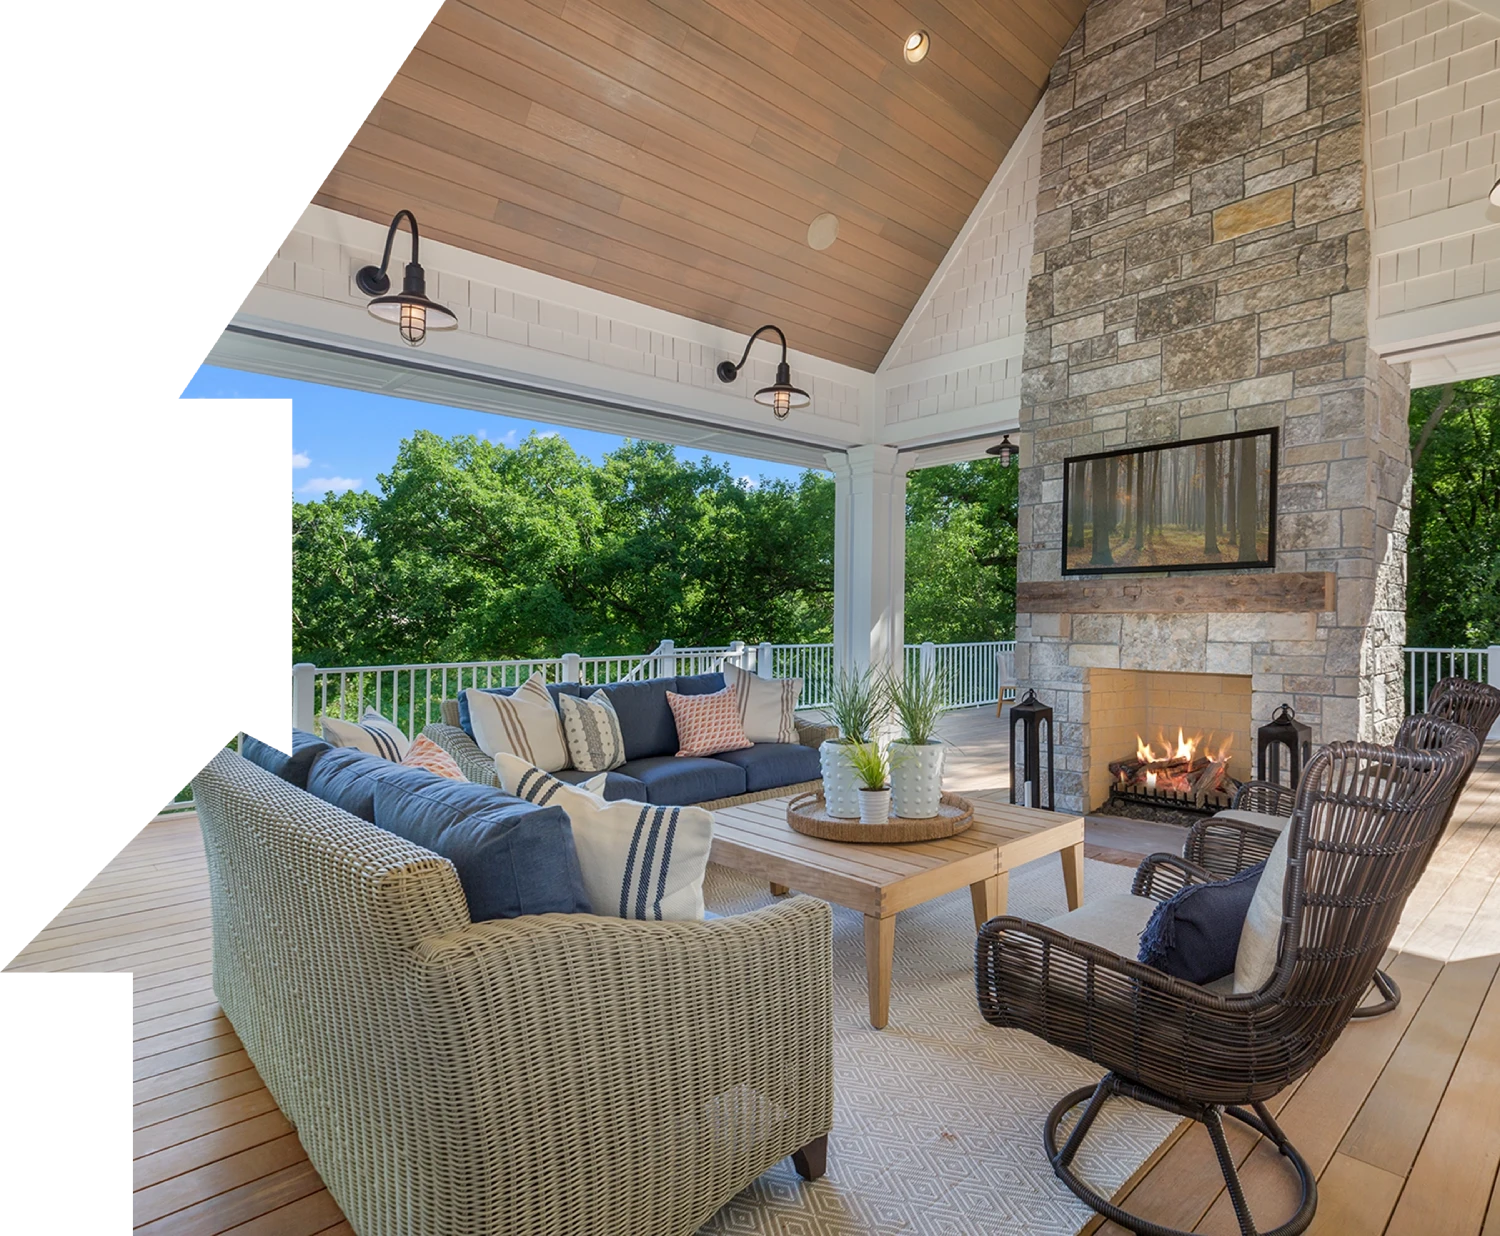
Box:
<box><xmin>355</xmin><ymin>210</ymin><xmax>459</xmax><ymax>347</ymax></box>
<box><xmin>716</xmin><ymin>324</ymin><xmax>810</xmax><ymax>419</ymax></box>
<box><xmin>1257</xmin><ymin>703</ymin><xmax>1312</xmax><ymax>790</ymax></box>
<box><xmin>1010</xmin><ymin>688</ymin><xmax>1055</xmax><ymax>811</ymax></box>
<box><xmin>985</xmin><ymin>433</ymin><xmax>1017</xmax><ymax>468</ymax></box>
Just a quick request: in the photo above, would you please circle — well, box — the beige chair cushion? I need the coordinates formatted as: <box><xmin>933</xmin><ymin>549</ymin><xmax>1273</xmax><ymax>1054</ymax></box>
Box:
<box><xmin>1215</xmin><ymin>808</ymin><xmax>1290</xmax><ymax>831</ymax></box>
<box><xmin>1233</xmin><ymin>822</ymin><xmax>1293</xmax><ymax>993</ymax></box>
<box><xmin>1044</xmin><ymin>893</ymin><xmax>1157</xmax><ymax>958</ymax></box>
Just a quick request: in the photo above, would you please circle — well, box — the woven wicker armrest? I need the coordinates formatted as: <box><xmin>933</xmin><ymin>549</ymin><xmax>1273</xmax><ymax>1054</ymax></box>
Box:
<box><xmin>420</xmin><ymin>723</ymin><xmax>500</xmax><ymax>787</ymax></box>
<box><xmin>977</xmin><ymin>915</ymin><xmax>1262</xmax><ymax>1103</ymax></box>
<box><xmin>1184</xmin><ymin>816</ymin><xmax>1282</xmax><ymax>881</ymax></box>
<box><xmin>414</xmin><ymin>897</ymin><xmax>834</xmax><ymax>1235</ymax></box>
<box><xmin>1132</xmin><ymin>853</ymin><xmax>1217</xmax><ymax>901</ymax></box>
<box><xmin>795</xmin><ymin>718</ymin><xmax>837</xmax><ymax>748</ymax></box>
<box><xmin>1232</xmin><ymin>779</ymin><xmax>1296</xmax><ymax>817</ymax></box>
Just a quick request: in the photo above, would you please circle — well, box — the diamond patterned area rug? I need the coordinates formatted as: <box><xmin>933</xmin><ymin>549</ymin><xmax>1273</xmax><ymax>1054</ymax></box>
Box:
<box><xmin>697</xmin><ymin>855</ymin><xmax>1180</xmax><ymax>1236</ymax></box>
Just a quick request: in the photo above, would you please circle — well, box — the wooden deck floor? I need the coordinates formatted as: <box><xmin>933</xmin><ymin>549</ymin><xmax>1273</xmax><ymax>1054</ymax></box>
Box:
<box><xmin>5</xmin><ymin>715</ymin><xmax>1498</xmax><ymax>1236</ymax></box>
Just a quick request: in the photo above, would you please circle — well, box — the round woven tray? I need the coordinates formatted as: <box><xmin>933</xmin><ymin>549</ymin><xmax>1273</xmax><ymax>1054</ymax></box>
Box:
<box><xmin>786</xmin><ymin>791</ymin><xmax>974</xmax><ymax>844</ymax></box>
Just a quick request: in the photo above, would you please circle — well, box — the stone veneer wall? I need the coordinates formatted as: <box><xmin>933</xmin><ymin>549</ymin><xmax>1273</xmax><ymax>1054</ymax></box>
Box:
<box><xmin>1015</xmin><ymin>0</ymin><xmax>1413</xmax><ymax>814</ymax></box>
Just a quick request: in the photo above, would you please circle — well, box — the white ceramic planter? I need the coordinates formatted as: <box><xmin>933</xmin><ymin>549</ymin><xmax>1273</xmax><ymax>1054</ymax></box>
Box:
<box><xmin>890</xmin><ymin>740</ymin><xmax>944</xmax><ymax>819</ymax></box>
<box><xmin>820</xmin><ymin>741</ymin><xmax>862</xmax><ymax>818</ymax></box>
<box><xmin>858</xmin><ymin>787</ymin><xmax>891</xmax><ymax>825</ymax></box>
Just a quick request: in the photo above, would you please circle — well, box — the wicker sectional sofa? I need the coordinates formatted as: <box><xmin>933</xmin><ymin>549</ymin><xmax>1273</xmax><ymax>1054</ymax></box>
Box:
<box><xmin>193</xmin><ymin>744</ymin><xmax>834</xmax><ymax>1236</ymax></box>
<box><xmin>424</xmin><ymin>670</ymin><xmax>835</xmax><ymax>809</ymax></box>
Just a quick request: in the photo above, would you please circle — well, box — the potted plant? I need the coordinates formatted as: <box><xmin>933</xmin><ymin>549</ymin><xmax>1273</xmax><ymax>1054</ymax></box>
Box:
<box><xmin>820</xmin><ymin>667</ymin><xmax>888</xmax><ymax>818</ymax></box>
<box><xmin>889</xmin><ymin>667</ymin><xmax>945</xmax><ymax>819</ymax></box>
<box><xmin>846</xmin><ymin>740</ymin><xmax>892</xmax><ymax>825</ymax></box>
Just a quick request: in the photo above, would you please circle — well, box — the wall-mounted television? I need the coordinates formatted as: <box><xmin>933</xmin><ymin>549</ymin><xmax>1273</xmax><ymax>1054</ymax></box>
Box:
<box><xmin>1061</xmin><ymin>428</ymin><xmax>1277</xmax><ymax>576</ymax></box>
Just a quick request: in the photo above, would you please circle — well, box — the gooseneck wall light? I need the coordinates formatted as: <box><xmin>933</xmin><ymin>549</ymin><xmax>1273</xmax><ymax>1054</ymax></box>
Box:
<box><xmin>985</xmin><ymin>433</ymin><xmax>1017</xmax><ymax>468</ymax></box>
<box><xmin>715</xmin><ymin>324</ymin><xmax>810</xmax><ymax>419</ymax></box>
<box><xmin>355</xmin><ymin>210</ymin><xmax>459</xmax><ymax>347</ymax></box>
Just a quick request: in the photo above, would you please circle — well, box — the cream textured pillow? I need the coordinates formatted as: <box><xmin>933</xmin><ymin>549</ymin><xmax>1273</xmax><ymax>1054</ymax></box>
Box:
<box><xmin>557</xmin><ymin>691</ymin><xmax>626</xmax><ymax>773</ymax></box>
<box><xmin>464</xmin><ymin>674</ymin><xmax>570</xmax><ymax>772</ymax></box>
<box><xmin>667</xmin><ymin>685</ymin><xmax>753</xmax><ymax>757</ymax></box>
<box><xmin>321</xmin><ymin>709</ymin><xmax>410</xmax><ymax>762</ymax></box>
<box><xmin>496</xmin><ymin>754</ymin><xmax>711</xmax><ymax>921</ymax></box>
<box><xmin>725</xmin><ymin>664</ymin><xmax>801</xmax><ymax>744</ymax></box>
<box><xmin>1233</xmin><ymin>821</ymin><xmax>1293</xmax><ymax>993</ymax></box>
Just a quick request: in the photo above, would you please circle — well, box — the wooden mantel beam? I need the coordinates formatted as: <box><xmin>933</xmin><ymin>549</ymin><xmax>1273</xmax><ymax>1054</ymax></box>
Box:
<box><xmin>1017</xmin><ymin>572</ymin><xmax>1335</xmax><ymax>615</ymax></box>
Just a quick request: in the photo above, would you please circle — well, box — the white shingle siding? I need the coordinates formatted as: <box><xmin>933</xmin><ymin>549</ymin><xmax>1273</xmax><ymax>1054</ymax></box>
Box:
<box><xmin>1368</xmin><ymin>0</ymin><xmax>1500</xmax><ymax>331</ymax></box>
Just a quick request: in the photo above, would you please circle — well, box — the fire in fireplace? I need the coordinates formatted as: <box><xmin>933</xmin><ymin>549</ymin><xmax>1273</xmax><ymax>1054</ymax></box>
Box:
<box><xmin>1108</xmin><ymin>729</ymin><xmax>1241</xmax><ymax>816</ymax></box>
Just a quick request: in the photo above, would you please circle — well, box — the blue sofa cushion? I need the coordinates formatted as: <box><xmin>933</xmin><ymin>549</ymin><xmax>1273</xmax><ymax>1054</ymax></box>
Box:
<box><xmin>673</xmin><ymin>671</ymin><xmax>726</xmax><ymax>696</ymax></box>
<box><xmin>372</xmin><ymin>776</ymin><xmax>591</xmax><ymax>920</ymax></box>
<box><xmin>617</xmin><ymin>755</ymin><xmax>746</xmax><ymax>805</ymax></box>
<box><xmin>711</xmin><ymin>742</ymin><xmax>821</xmax><ymax>793</ymax></box>
<box><xmin>588</xmin><ymin>679</ymin><xmax>679</xmax><ymax>760</ymax></box>
<box><xmin>305</xmin><ymin>746</ymin><xmax>431</xmax><ymax>823</ymax></box>
<box><xmin>553</xmin><ymin>767</ymin><xmax>648</xmax><ymax>802</ymax></box>
<box><xmin>457</xmin><ymin>681</ymin><xmax>581</xmax><ymax>740</ymax></box>
<box><xmin>1138</xmin><ymin>862</ymin><xmax>1265</xmax><ymax>985</ymax></box>
<box><xmin>241</xmin><ymin>728</ymin><xmax>331</xmax><ymax>791</ymax></box>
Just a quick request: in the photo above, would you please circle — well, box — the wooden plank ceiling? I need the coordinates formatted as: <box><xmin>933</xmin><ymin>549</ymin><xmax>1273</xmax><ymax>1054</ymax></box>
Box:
<box><xmin>313</xmin><ymin>0</ymin><xmax>1085</xmax><ymax>371</ymax></box>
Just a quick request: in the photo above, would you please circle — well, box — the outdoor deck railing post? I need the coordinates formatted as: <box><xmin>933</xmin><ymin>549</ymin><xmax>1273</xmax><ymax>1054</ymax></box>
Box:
<box><xmin>758</xmin><ymin>641</ymin><xmax>774</xmax><ymax>679</ymax></box>
<box><xmin>919</xmin><ymin>641</ymin><xmax>936</xmax><ymax>682</ymax></box>
<box><xmin>292</xmin><ymin>663</ymin><xmax>316</xmax><ymax>733</ymax></box>
<box><xmin>657</xmin><ymin>639</ymin><xmax>675</xmax><ymax>678</ymax></box>
<box><xmin>561</xmin><ymin>652</ymin><xmax>581</xmax><ymax>684</ymax></box>
<box><xmin>1490</xmin><ymin>646</ymin><xmax>1500</xmax><ymax>738</ymax></box>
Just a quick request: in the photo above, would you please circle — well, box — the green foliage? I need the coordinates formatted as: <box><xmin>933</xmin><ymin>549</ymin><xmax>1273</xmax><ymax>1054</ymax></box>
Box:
<box><xmin>904</xmin><ymin>460</ymin><xmax>1018</xmax><ymax>644</ymax></box>
<box><xmin>845</xmin><ymin>740</ymin><xmax>890</xmax><ymax>790</ymax></box>
<box><xmin>825</xmin><ymin>666</ymin><xmax>889</xmax><ymax>745</ymax></box>
<box><xmin>1407</xmin><ymin>380</ymin><xmax>1500</xmax><ymax>647</ymax></box>
<box><xmin>292</xmin><ymin>431</ymin><xmax>1019</xmax><ymax>667</ymax></box>
<box><xmin>891</xmin><ymin>667</ymin><xmax>943</xmax><ymax>745</ymax></box>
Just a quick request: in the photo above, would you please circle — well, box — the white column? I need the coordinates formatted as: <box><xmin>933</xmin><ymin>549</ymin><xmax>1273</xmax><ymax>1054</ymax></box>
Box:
<box><xmin>292</xmin><ymin>663</ymin><xmax>316</xmax><ymax>733</ymax></box>
<box><xmin>826</xmin><ymin>445</ymin><xmax>907</xmax><ymax>676</ymax></box>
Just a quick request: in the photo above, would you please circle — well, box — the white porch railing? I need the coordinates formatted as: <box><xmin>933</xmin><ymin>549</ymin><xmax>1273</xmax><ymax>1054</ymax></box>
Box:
<box><xmin>294</xmin><ymin>638</ymin><xmax>1019</xmax><ymax>736</ymax></box>
<box><xmin>1403</xmin><ymin>645</ymin><xmax>1499</xmax><ymax>719</ymax></box>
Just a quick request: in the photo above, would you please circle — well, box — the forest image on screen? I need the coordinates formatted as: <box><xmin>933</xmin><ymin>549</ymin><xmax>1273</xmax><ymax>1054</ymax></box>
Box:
<box><xmin>1063</xmin><ymin>431</ymin><xmax>1274</xmax><ymax>573</ymax></box>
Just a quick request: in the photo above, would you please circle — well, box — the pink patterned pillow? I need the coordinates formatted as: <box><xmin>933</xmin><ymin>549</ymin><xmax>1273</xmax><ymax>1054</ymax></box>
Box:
<box><xmin>667</xmin><ymin>686</ymin><xmax>753</xmax><ymax>758</ymax></box>
<box><xmin>399</xmin><ymin>734</ymin><xmax>466</xmax><ymax>780</ymax></box>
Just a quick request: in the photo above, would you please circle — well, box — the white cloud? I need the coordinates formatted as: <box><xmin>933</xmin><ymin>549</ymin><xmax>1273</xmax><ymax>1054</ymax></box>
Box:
<box><xmin>538</xmin><ymin>430</ymin><xmax>558</xmax><ymax>439</ymax></box>
<box><xmin>298</xmin><ymin>476</ymin><xmax>361</xmax><ymax>495</ymax></box>
<box><xmin>291</xmin><ymin>450</ymin><xmax>310</xmax><ymax>469</ymax></box>
<box><xmin>738</xmin><ymin>475</ymin><xmax>758</xmax><ymax>489</ymax></box>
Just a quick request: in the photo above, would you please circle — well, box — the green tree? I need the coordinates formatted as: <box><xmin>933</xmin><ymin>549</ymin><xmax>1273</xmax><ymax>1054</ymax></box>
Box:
<box><xmin>904</xmin><ymin>459</ymin><xmax>1019</xmax><ymax>643</ymax></box>
<box><xmin>1407</xmin><ymin>379</ymin><xmax>1500</xmax><ymax>647</ymax></box>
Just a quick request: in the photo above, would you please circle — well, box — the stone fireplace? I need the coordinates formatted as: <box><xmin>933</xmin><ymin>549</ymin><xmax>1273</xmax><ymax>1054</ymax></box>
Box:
<box><xmin>1013</xmin><ymin>0</ymin><xmax>1411</xmax><ymax>815</ymax></box>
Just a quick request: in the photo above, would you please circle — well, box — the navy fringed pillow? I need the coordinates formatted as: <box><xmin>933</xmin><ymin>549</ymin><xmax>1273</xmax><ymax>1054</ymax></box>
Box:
<box><xmin>1138</xmin><ymin>862</ymin><xmax>1265</xmax><ymax>985</ymax></box>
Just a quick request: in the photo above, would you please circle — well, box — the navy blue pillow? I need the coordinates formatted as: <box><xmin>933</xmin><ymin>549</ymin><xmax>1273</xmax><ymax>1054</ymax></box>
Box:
<box><xmin>241</xmin><ymin>729</ymin><xmax>331</xmax><ymax>791</ymax></box>
<box><xmin>1138</xmin><ymin>862</ymin><xmax>1265</xmax><ymax>984</ymax></box>
<box><xmin>372</xmin><ymin>775</ymin><xmax>591</xmax><ymax>921</ymax></box>
<box><xmin>456</xmin><ymin>681</ymin><xmax>581</xmax><ymax>740</ymax></box>
<box><xmin>305</xmin><ymin>747</ymin><xmax>430</xmax><ymax>823</ymax></box>
<box><xmin>673</xmin><ymin>671</ymin><xmax>726</xmax><ymax>696</ymax></box>
<box><xmin>587</xmin><ymin>678</ymin><xmax>679</xmax><ymax>760</ymax></box>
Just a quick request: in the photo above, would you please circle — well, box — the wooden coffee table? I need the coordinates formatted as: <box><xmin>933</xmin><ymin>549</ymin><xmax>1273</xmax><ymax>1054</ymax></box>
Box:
<box><xmin>709</xmin><ymin>788</ymin><xmax>1085</xmax><ymax>1029</ymax></box>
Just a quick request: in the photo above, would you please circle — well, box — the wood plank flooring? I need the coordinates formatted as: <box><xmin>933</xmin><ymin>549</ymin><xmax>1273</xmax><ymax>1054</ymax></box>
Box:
<box><xmin>5</xmin><ymin>713</ymin><xmax>1498</xmax><ymax>1236</ymax></box>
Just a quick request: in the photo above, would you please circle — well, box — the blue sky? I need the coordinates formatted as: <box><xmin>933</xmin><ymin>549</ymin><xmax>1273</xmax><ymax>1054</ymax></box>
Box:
<box><xmin>182</xmin><ymin>365</ymin><xmax>814</xmax><ymax>498</ymax></box>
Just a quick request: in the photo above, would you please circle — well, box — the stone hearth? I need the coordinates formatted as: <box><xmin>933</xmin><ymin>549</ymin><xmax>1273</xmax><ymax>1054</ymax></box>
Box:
<box><xmin>1013</xmin><ymin>0</ymin><xmax>1411</xmax><ymax>814</ymax></box>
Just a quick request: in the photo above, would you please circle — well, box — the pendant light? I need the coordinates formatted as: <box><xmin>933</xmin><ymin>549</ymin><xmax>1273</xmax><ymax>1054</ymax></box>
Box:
<box><xmin>986</xmin><ymin>433</ymin><xmax>1017</xmax><ymax>468</ymax></box>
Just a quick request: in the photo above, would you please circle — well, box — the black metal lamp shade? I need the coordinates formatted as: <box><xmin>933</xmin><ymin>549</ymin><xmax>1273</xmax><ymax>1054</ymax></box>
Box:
<box><xmin>717</xmin><ymin>325</ymin><xmax>810</xmax><ymax>419</ymax></box>
<box><xmin>354</xmin><ymin>210</ymin><xmax>458</xmax><ymax>347</ymax></box>
<box><xmin>1010</xmin><ymin>688</ymin><xmax>1055</xmax><ymax>811</ymax></box>
<box><xmin>1257</xmin><ymin>703</ymin><xmax>1313</xmax><ymax>789</ymax></box>
<box><xmin>985</xmin><ymin>433</ymin><xmax>1017</xmax><ymax>468</ymax></box>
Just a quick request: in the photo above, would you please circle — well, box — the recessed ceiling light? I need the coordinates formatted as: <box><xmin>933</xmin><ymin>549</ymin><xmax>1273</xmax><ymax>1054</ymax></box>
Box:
<box><xmin>807</xmin><ymin>212</ymin><xmax>840</xmax><ymax>251</ymax></box>
<box><xmin>904</xmin><ymin>31</ymin><xmax>930</xmax><ymax>63</ymax></box>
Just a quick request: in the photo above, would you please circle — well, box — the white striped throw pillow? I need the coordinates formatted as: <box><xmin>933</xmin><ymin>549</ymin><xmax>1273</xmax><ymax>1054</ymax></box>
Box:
<box><xmin>464</xmin><ymin>673</ymin><xmax>571</xmax><ymax>772</ymax></box>
<box><xmin>497</xmin><ymin>753</ymin><xmax>712</xmax><ymax>921</ymax></box>
<box><xmin>557</xmin><ymin>691</ymin><xmax>626</xmax><ymax>772</ymax></box>
<box><xmin>321</xmin><ymin>709</ymin><xmax>410</xmax><ymax>762</ymax></box>
<box><xmin>725</xmin><ymin>664</ymin><xmax>802</xmax><ymax>744</ymax></box>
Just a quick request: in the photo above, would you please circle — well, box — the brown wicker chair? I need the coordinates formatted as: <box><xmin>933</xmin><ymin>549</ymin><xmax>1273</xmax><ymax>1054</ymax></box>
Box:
<box><xmin>976</xmin><ymin>720</ymin><xmax>1477</xmax><ymax>1236</ymax></box>
<box><xmin>1188</xmin><ymin>679</ymin><xmax>1500</xmax><ymax>1019</ymax></box>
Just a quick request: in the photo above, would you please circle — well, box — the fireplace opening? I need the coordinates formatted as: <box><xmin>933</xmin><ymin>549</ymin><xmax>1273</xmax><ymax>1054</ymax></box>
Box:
<box><xmin>1106</xmin><ymin>728</ymin><xmax>1241</xmax><ymax>818</ymax></box>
